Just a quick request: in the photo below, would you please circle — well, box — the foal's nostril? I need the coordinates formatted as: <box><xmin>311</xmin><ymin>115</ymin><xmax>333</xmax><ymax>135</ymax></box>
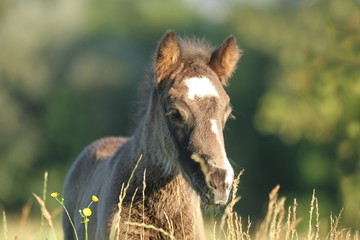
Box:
<box><xmin>207</xmin><ymin>166</ymin><xmax>233</xmax><ymax>204</ymax></box>
<box><xmin>209</xmin><ymin>178</ymin><xmax>217</xmax><ymax>189</ymax></box>
<box><xmin>208</xmin><ymin>169</ymin><xmax>226</xmax><ymax>190</ymax></box>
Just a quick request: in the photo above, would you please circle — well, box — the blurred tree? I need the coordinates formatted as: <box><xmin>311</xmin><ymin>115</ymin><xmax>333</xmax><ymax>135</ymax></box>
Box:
<box><xmin>232</xmin><ymin>0</ymin><xmax>360</xmax><ymax>227</ymax></box>
<box><xmin>0</xmin><ymin>0</ymin><xmax>212</xmax><ymax>211</ymax></box>
<box><xmin>0</xmin><ymin>0</ymin><xmax>88</xmax><ymax>208</ymax></box>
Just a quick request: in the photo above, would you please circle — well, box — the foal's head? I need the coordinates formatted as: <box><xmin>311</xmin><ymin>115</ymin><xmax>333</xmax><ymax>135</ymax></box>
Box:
<box><xmin>154</xmin><ymin>31</ymin><xmax>241</xmax><ymax>205</ymax></box>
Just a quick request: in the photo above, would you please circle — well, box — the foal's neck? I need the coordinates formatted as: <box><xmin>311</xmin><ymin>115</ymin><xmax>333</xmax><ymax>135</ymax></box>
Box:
<box><xmin>120</xmin><ymin>90</ymin><xmax>203</xmax><ymax>239</ymax></box>
<box><xmin>141</xmin><ymin>173</ymin><xmax>202</xmax><ymax>239</ymax></box>
<box><xmin>134</xmin><ymin>87</ymin><xmax>199</xmax><ymax>203</ymax></box>
<box><xmin>132</xmin><ymin>91</ymin><xmax>178</xmax><ymax>177</ymax></box>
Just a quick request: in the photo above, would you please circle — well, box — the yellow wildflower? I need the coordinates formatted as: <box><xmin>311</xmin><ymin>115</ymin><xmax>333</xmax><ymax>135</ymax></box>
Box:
<box><xmin>83</xmin><ymin>208</ymin><xmax>92</xmax><ymax>217</ymax></box>
<box><xmin>51</xmin><ymin>192</ymin><xmax>59</xmax><ymax>198</ymax></box>
<box><xmin>92</xmin><ymin>195</ymin><xmax>99</xmax><ymax>202</ymax></box>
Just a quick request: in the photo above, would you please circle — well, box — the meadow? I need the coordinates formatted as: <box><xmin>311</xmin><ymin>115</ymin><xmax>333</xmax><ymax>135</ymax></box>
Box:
<box><xmin>2</xmin><ymin>171</ymin><xmax>358</xmax><ymax>240</ymax></box>
<box><xmin>1</xmin><ymin>0</ymin><xmax>359</xmax><ymax>239</ymax></box>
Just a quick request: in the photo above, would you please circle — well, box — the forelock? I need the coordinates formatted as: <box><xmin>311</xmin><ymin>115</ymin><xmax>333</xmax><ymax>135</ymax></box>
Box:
<box><xmin>178</xmin><ymin>37</ymin><xmax>213</xmax><ymax>62</ymax></box>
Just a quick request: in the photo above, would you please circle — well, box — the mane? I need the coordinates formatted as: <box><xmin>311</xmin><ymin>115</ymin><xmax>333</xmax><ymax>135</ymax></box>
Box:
<box><xmin>133</xmin><ymin>37</ymin><xmax>214</xmax><ymax>124</ymax></box>
<box><xmin>133</xmin><ymin>66</ymin><xmax>155</xmax><ymax>122</ymax></box>
<box><xmin>178</xmin><ymin>37</ymin><xmax>213</xmax><ymax>60</ymax></box>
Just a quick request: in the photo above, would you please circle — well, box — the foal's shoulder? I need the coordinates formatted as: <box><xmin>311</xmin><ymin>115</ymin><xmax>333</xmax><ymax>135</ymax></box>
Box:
<box><xmin>88</xmin><ymin>137</ymin><xmax>129</xmax><ymax>161</ymax></box>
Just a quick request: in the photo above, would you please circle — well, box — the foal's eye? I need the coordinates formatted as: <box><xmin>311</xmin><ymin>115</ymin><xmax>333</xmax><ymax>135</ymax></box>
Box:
<box><xmin>167</xmin><ymin>108</ymin><xmax>182</xmax><ymax>121</ymax></box>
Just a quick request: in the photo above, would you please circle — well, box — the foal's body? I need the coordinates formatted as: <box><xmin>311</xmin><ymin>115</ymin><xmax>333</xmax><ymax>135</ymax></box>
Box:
<box><xmin>64</xmin><ymin>137</ymin><xmax>202</xmax><ymax>239</ymax></box>
<box><xmin>63</xmin><ymin>31</ymin><xmax>240</xmax><ymax>239</ymax></box>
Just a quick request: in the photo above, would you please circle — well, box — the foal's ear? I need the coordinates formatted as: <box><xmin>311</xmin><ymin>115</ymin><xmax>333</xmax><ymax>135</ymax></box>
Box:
<box><xmin>155</xmin><ymin>30</ymin><xmax>181</xmax><ymax>83</ymax></box>
<box><xmin>209</xmin><ymin>36</ymin><xmax>241</xmax><ymax>85</ymax></box>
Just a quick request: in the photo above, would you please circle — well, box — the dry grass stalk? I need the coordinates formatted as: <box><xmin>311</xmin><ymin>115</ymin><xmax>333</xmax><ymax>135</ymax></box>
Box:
<box><xmin>32</xmin><ymin>193</ymin><xmax>53</xmax><ymax>229</ymax></box>
<box><xmin>329</xmin><ymin>212</ymin><xmax>335</xmax><ymax>240</ymax></box>
<box><xmin>354</xmin><ymin>231</ymin><xmax>359</xmax><ymax>240</ymax></box>
<box><xmin>328</xmin><ymin>209</ymin><xmax>344</xmax><ymax>240</ymax></box>
<box><xmin>272</xmin><ymin>197</ymin><xmax>286</xmax><ymax>240</ymax></box>
<box><xmin>110</xmin><ymin>154</ymin><xmax>143</xmax><ymax>240</ymax></box>
<box><xmin>32</xmin><ymin>193</ymin><xmax>57</xmax><ymax>240</ymax></box>
<box><xmin>2</xmin><ymin>210</ymin><xmax>8</xmax><ymax>240</ymax></box>
<box><xmin>306</xmin><ymin>189</ymin><xmax>320</xmax><ymax>240</ymax></box>
<box><xmin>291</xmin><ymin>199</ymin><xmax>299</xmax><ymax>240</ymax></box>
<box><xmin>219</xmin><ymin>170</ymin><xmax>245</xmax><ymax>240</ymax></box>
<box><xmin>142</xmin><ymin>169</ymin><xmax>147</xmax><ymax>240</ymax></box>
<box><xmin>125</xmin><ymin>188</ymin><xmax>139</xmax><ymax>240</ymax></box>
<box><xmin>267</xmin><ymin>196</ymin><xmax>285</xmax><ymax>240</ymax></box>
<box><xmin>110</xmin><ymin>183</ymin><xmax>125</xmax><ymax>239</ymax></box>
<box><xmin>315</xmin><ymin>196</ymin><xmax>320</xmax><ymax>240</ymax></box>
<box><xmin>285</xmin><ymin>198</ymin><xmax>300</xmax><ymax>240</ymax></box>
<box><xmin>164</xmin><ymin>211</ymin><xmax>175</xmax><ymax>238</ymax></box>
<box><xmin>125</xmin><ymin>221</ymin><xmax>176</xmax><ymax>240</ymax></box>
<box><xmin>19</xmin><ymin>199</ymin><xmax>32</xmax><ymax>231</ymax></box>
<box><xmin>255</xmin><ymin>185</ymin><xmax>306</xmax><ymax>240</ymax></box>
<box><xmin>335</xmin><ymin>212</ymin><xmax>345</xmax><ymax>240</ymax></box>
<box><xmin>345</xmin><ymin>229</ymin><xmax>351</xmax><ymax>240</ymax></box>
<box><xmin>308</xmin><ymin>189</ymin><xmax>316</xmax><ymax>240</ymax></box>
<box><xmin>235</xmin><ymin>214</ymin><xmax>242</xmax><ymax>240</ymax></box>
<box><xmin>40</xmin><ymin>171</ymin><xmax>48</xmax><ymax>231</ymax></box>
<box><xmin>220</xmin><ymin>170</ymin><xmax>244</xmax><ymax>229</ymax></box>
<box><xmin>257</xmin><ymin>184</ymin><xmax>280</xmax><ymax>239</ymax></box>
<box><xmin>285</xmin><ymin>199</ymin><xmax>299</xmax><ymax>240</ymax></box>
<box><xmin>246</xmin><ymin>216</ymin><xmax>252</xmax><ymax>240</ymax></box>
<box><xmin>286</xmin><ymin>205</ymin><xmax>292</xmax><ymax>240</ymax></box>
<box><xmin>213</xmin><ymin>221</ymin><xmax>217</xmax><ymax>240</ymax></box>
<box><xmin>217</xmin><ymin>183</ymin><xmax>345</xmax><ymax>240</ymax></box>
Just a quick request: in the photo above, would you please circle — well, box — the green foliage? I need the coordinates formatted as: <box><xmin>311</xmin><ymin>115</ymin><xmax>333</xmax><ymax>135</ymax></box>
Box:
<box><xmin>233</xmin><ymin>0</ymin><xmax>360</xmax><ymax>227</ymax></box>
<box><xmin>251</xmin><ymin>1</ymin><xmax>360</xmax><ymax>145</ymax></box>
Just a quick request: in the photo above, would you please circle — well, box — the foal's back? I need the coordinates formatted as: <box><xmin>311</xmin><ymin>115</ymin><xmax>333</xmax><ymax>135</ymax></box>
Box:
<box><xmin>62</xmin><ymin>137</ymin><xmax>129</xmax><ymax>239</ymax></box>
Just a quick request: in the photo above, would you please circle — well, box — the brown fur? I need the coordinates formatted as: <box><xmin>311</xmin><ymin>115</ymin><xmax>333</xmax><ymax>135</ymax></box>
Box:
<box><xmin>62</xmin><ymin>31</ymin><xmax>241</xmax><ymax>240</ymax></box>
<box><xmin>155</xmin><ymin>31</ymin><xmax>181</xmax><ymax>83</ymax></box>
<box><xmin>91</xmin><ymin>137</ymin><xmax>128</xmax><ymax>160</ymax></box>
<box><xmin>114</xmin><ymin>175</ymin><xmax>203</xmax><ymax>239</ymax></box>
<box><xmin>209</xmin><ymin>36</ymin><xmax>242</xmax><ymax>85</ymax></box>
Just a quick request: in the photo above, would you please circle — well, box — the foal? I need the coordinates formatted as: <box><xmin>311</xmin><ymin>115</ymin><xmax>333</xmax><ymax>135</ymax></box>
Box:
<box><xmin>63</xmin><ymin>31</ymin><xmax>241</xmax><ymax>240</ymax></box>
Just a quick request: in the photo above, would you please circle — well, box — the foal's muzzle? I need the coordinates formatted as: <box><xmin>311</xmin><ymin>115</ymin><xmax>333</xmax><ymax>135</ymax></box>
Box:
<box><xmin>191</xmin><ymin>154</ymin><xmax>234</xmax><ymax>205</ymax></box>
<box><xmin>207</xmin><ymin>164</ymin><xmax>234</xmax><ymax>204</ymax></box>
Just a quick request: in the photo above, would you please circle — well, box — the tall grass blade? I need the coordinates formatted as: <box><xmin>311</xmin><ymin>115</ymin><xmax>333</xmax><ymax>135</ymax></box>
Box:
<box><xmin>32</xmin><ymin>193</ymin><xmax>57</xmax><ymax>240</ymax></box>
<box><xmin>40</xmin><ymin>171</ymin><xmax>48</xmax><ymax>232</ymax></box>
<box><xmin>142</xmin><ymin>169</ymin><xmax>147</xmax><ymax>240</ymax></box>
<box><xmin>125</xmin><ymin>188</ymin><xmax>139</xmax><ymax>240</ymax></box>
<box><xmin>125</xmin><ymin>221</ymin><xmax>176</xmax><ymax>240</ymax></box>
<box><xmin>110</xmin><ymin>154</ymin><xmax>143</xmax><ymax>240</ymax></box>
<box><xmin>20</xmin><ymin>200</ymin><xmax>32</xmax><ymax>231</ymax></box>
<box><xmin>2</xmin><ymin>211</ymin><xmax>8</xmax><ymax>240</ymax></box>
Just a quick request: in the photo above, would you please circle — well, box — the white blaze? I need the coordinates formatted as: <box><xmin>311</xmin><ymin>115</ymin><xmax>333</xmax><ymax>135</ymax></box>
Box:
<box><xmin>184</xmin><ymin>77</ymin><xmax>218</xmax><ymax>100</ymax></box>
<box><xmin>210</xmin><ymin>119</ymin><xmax>234</xmax><ymax>192</ymax></box>
<box><xmin>210</xmin><ymin>119</ymin><xmax>227</xmax><ymax>162</ymax></box>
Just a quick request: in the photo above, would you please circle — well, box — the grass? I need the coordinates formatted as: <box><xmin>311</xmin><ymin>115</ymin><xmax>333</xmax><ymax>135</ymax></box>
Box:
<box><xmin>1</xmin><ymin>169</ymin><xmax>359</xmax><ymax>240</ymax></box>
